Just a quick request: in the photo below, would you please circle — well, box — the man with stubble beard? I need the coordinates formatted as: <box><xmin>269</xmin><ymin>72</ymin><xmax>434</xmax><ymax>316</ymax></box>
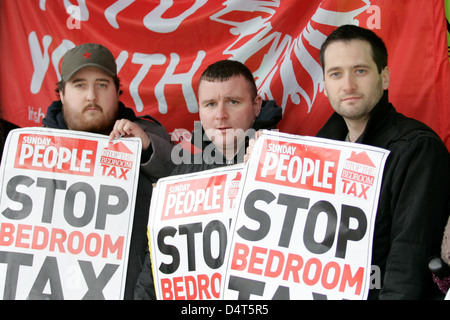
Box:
<box><xmin>317</xmin><ymin>25</ymin><xmax>450</xmax><ymax>299</ymax></box>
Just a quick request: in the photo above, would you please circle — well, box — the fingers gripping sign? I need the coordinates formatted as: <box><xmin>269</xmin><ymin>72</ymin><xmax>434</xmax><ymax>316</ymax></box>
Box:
<box><xmin>109</xmin><ymin>119</ymin><xmax>151</xmax><ymax>150</ymax></box>
<box><xmin>244</xmin><ymin>130</ymin><xmax>263</xmax><ymax>164</ymax></box>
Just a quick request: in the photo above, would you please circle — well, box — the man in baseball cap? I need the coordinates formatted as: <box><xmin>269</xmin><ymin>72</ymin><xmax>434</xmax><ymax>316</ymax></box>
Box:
<box><xmin>60</xmin><ymin>43</ymin><xmax>117</xmax><ymax>81</ymax></box>
<box><xmin>41</xmin><ymin>43</ymin><xmax>174</xmax><ymax>299</ymax></box>
<box><xmin>48</xmin><ymin>43</ymin><xmax>124</xmax><ymax>135</ymax></box>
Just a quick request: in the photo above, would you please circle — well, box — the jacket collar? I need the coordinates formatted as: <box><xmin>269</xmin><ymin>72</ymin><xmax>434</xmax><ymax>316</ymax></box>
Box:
<box><xmin>356</xmin><ymin>90</ymin><xmax>392</xmax><ymax>144</ymax></box>
<box><xmin>317</xmin><ymin>90</ymin><xmax>392</xmax><ymax>143</ymax></box>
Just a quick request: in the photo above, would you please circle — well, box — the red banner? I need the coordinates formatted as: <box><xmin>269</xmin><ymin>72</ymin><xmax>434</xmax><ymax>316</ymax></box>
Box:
<box><xmin>1</xmin><ymin>0</ymin><xmax>449</xmax><ymax>150</ymax></box>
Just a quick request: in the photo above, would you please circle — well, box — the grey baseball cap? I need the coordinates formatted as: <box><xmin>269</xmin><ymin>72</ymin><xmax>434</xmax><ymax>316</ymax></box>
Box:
<box><xmin>61</xmin><ymin>43</ymin><xmax>117</xmax><ymax>81</ymax></box>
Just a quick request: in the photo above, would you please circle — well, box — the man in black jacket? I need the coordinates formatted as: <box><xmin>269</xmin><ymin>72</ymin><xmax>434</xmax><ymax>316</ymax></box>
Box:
<box><xmin>134</xmin><ymin>59</ymin><xmax>282</xmax><ymax>299</ymax></box>
<box><xmin>317</xmin><ymin>25</ymin><xmax>450</xmax><ymax>299</ymax></box>
<box><xmin>42</xmin><ymin>43</ymin><xmax>173</xmax><ymax>299</ymax></box>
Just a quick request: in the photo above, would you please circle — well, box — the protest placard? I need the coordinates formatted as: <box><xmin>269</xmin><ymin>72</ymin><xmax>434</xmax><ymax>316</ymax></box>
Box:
<box><xmin>221</xmin><ymin>131</ymin><xmax>390</xmax><ymax>300</ymax></box>
<box><xmin>148</xmin><ymin>165</ymin><xmax>243</xmax><ymax>300</ymax></box>
<box><xmin>0</xmin><ymin>128</ymin><xmax>141</xmax><ymax>299</ymax></box>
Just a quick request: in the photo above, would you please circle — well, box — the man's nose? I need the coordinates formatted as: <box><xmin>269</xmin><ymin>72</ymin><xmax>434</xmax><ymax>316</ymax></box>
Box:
<box><xmin>86</xmin><ymin>86</ymin><xmax>97</xmax><ymax>102</ymax></box>
<box><xmin>342</xmin><ymin>74</ymin><xmax>357</xmax><ymax>92</ymax></box>
<box><xmin>215</xmin><ymin>102</ymin><xmax>228</xmax><ymax>120</ymax></box>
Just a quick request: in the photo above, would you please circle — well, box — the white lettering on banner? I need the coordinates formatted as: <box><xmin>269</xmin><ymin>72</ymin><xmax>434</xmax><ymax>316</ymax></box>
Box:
<box><xmin>143</xmin><ymin>0</ymin><xmax>208</xmax><ymax>33</ymax></box>
<box><xmin>129</xmin><ymin>53</ymin><xmax>167</xmax><ymax>111</ymax></box>
<box><xmin>154</xmin><ymin>52</ymin><xmax>206</xmax><ymax>114</ymax></box>
<box><xmin>28</xmin><ymin>34</ymin><xmax>203</xmax><ymax>114</ymax></box>
<box><xmin>28</xmin><ymin>32</ymin><xmax>75</xmax><ymax>93</ymax></box>
<box><xmin>105</xmin><ymin>0</ymin><xmax>136</xmax><ymax>29</ymax></box>
<box><xmin>211</xmin><ymin>1</ymin><xmax>373</xmax><ymax>113</ymax></box>
<box><xmin>28</xmin><ymin>32</ymin><xmax>51</xmax><ymax>94</ymax></box>
<box><xmin>42</xmin><ymin>0</ymin><xmax>208</xmax><ymax>31</ymax></box>
<box><xmin>29</xmin><ymin>1</ymin><xmax>381</xmax><ymax>118</ymax></box>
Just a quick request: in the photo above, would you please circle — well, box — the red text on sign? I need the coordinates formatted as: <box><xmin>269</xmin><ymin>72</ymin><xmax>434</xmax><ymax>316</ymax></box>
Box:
<box><xmin>231</xmin><ymin>242</ymin><xmax>363</xmax><ymax>295</ymax></box>
<box><xmin>0</xmin><ymin>222</ymin><xmax>124</xmax><ymax>260</ymax></box>
<box><xmin>160</xmin><ymin>273</ymin><xmax>221</xmax><ymax>300</ymax></box>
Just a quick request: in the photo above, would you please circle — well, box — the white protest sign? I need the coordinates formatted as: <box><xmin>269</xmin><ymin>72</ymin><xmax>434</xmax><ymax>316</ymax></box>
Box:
<box><xmin>0</xmin><ymin>128</ymin><xmax>141</xmax><ymax>299</ymax></box>
<box><xmin>149</xmin><ymin>165</ymin><xmax>243</xmax><ymax>300</ymax></box>
<box><xmin>221</xmin><ymin>131</ymin><xmax>390</xmax><ymax>300</ymax></box>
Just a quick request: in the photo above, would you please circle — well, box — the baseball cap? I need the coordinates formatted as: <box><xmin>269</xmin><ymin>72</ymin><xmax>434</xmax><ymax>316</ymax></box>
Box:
<box><xmin>61</xmin><ymin>43</ymin><xmax>117</xmax><ymax>81</ymax></box>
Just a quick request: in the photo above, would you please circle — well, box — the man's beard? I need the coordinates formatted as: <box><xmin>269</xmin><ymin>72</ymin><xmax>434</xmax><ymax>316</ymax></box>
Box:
<box><xmin>63</xmin><ymin>103</ymin><xmax>117</xmax><ymax>134</ymax></box>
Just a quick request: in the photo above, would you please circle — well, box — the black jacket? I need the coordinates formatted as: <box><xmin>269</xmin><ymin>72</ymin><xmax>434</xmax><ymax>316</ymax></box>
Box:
<box><xmin>42</xmin><ymin>100</ymin><xmax>173</xmax><ymax>299</ymax></box>
<box><xmin>134</xmin><ymin>99</ymin><xmax>282</xmax><ymax>299</ymax></box>
<box><xmin>317</xmin><ymin>91</ymin><xmax>450</xmax><ymax>299</ymax></box>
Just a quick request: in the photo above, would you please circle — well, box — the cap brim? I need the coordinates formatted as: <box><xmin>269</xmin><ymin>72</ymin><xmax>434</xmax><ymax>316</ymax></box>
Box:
<box><xmin>62</xmin><ymin>63</ymin><xmax>116</xmax><ymax>81</ymax></box>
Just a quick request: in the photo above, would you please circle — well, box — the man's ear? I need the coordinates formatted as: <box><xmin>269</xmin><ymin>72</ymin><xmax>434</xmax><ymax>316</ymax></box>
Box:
<box><xmin>381</xmin><ymin>66</ymin><xmax>390</xmax><ymax>90</ymax></box>
<box><xmin>254</xmin><ymin>94</ymin><xmax>262</xmax><ymax>117</ymax></box>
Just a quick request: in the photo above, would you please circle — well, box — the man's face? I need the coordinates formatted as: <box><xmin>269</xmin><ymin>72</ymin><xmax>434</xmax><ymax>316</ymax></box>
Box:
<box><xmin>323</xmin><ymin>39</ymin><xmax>390</xmax><ymax>122</ymax></box>
<box><xmin>60</xmin><ymin>67</ymin><xmax>119</xmax><ymax>134</ymax></box>
<box><xmin>198</xmin><ymin>75</ymin><xmax>262</xmax><ymax>154</ymax></box>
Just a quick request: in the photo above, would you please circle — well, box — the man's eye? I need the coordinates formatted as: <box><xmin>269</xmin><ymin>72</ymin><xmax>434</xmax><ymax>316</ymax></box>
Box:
<box><xmin>329</xmin><ymin>72</ymin><xmax>341</xmax><ymax>78</ymax></box>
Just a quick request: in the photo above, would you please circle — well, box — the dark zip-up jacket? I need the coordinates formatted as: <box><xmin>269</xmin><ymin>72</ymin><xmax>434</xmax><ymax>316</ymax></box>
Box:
<box><xmin>317</xmin><ymin>91</ymin><xmax>450</xmax><ymax>299</ymax></box>
<box><xmin>134</xmin><ymin>99</ymin><xmax>282</xmax><ymax>299</ymax></box>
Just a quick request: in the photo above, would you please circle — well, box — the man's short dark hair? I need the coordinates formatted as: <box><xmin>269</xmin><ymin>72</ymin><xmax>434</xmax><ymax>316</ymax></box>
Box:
<box><xmin>319</xmin><ymin>24</ymin><xmax>388</xmax><ymax>73</ymax></box>
<box><xmin>199</xmin><ymin>60</ymin><xmax>258</xmax><ymax>98</ymax></box>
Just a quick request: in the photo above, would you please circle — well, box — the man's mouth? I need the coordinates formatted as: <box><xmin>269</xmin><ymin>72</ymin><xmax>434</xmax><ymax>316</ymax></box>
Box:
<box><xmin>217</xmin><ymin>127</ymin><xmax>232</xmax><ymax>133</ymax></box>
<box><xmin>84</xmin><ymin>104</ymin><xmax>102</xmax><ymax>112</ymax></box>
<box><xmin>342</xmin><ymin>96</ymin><xmax>361</xmax><ymax>102</ymax></box>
